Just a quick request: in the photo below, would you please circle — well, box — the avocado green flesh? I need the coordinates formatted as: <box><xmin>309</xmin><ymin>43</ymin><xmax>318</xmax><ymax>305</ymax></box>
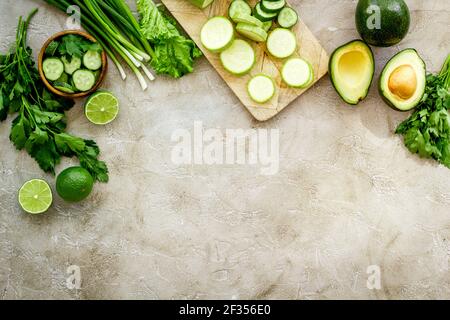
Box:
<box><xmin>329</xmin><ymin>40</ymin><xmax>375</xmax><ymax>105</ymax></box>
<box><xmin>379</xmin><ymin>49</ymin><xmax>426</xmax><ymax>111</ymax></box>
<box><xmin>356</xmin><ymin>0</ymin><xmax>410</xmax><ymax>47</ymax></box>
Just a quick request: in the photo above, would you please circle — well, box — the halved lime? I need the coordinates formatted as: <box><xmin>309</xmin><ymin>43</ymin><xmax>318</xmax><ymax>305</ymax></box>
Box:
<box><xmin>85</xmin><ymin>91</ymin><xmax>119</xmax><ymax>125</ymax></box>
<box><xmin>18</xmin><ymin>179</ymin><xmax>53</xmax><ymax>214</ymax></box>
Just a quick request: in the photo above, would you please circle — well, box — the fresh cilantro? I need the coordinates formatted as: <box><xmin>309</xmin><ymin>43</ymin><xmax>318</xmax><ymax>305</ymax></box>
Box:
<box><xmin>0</xmin><ymin>10</ymin><xmax>109</xmax><ymax>182</ymax></box>
<box><xmin>396</xmin><ymin>54</ymin><xmax>450</xmax><ymax>168</ymax></box>
<box><xmin>57</xmin><ymin>34</ymin><xmax>102</xmax><ymax>60</ymax></box>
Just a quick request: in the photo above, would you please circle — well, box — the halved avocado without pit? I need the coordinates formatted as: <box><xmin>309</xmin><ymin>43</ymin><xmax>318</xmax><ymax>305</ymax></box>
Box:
<box><xmin>329</xmin><ymin>40</ymin><xmax>375</xmax><ymax>105</ymax></box>
<box><xmin>379</xmin><ymin>49</ymin><xmax>426</xmax><ymax>111</ymax></box>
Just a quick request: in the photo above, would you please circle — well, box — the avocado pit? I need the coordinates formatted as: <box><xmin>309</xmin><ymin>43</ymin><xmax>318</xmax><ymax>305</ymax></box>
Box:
<box><xmin>388</xmin><ymin>64</ymin><xmax>417</xmax><ymax>100</ymax></box>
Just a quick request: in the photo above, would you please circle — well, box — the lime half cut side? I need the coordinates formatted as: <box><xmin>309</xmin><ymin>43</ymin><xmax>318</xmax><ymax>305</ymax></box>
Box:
<box><xmin>18</xmin><ymin>179</ymin><xmax>53</xmax><ymax>214</ymax></box>
<box><xmin>85</xmin><ymin>91</ymin><xmax>119</xmax><ymax>125</ymax></box>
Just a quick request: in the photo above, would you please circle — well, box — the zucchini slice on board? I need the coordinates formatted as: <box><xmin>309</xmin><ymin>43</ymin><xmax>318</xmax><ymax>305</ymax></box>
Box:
<box><xmin>266</xmin><ymin>28</ymin><xmax>297</xmax><ymax>58</ymax></box>
<box><xmin>201</xmin><ymin>17</ymin><xmax>235</xmax><ymax>52</ymax></box>
<box><xmin>277</xmin><ymin>7</ymin><xmax>298</xmax><ymax>28</ymax></box>
<box><xmin>231</xmin><ymin>12</ymin><xmax>264</xmax><ymax>28</ymax></box>
<box><xmin>247</xmin><ymin>74</ymin><xmax>275</xmax><ymax>103</ymax></box>
<box><xmin>282</xmin><ymin>58</ymin><xmax>314</xmax><ymax>88</ymax></box>
<box><xmin>229</xmin><ymin>0</ymin><xmax>252</xmax><ymax>18</ymax></box>
<box><xmin>236</xmin><ymin>23</ymin><xmax>268</xmax><ymax>42</ymax></box>
<box><xmin>261</xmin><ymin>0</ymin><xmax>286</xmax><ymax>14</ymax></box>
<box><xmin>253</xmin><ymin>2</ymin><xmax>278</xmax><ymax>22</ymax></box>
<box><xmin>220</xmin><ymin>39</ymin><xmax>256</xmax><ymax>76</ymax></box>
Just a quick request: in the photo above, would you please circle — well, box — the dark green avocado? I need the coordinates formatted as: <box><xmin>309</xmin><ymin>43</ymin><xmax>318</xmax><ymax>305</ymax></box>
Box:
<box><xmin>355</xmin><ymin>0</ymin><xmax>411</xmax><ymax>47</ymax></box>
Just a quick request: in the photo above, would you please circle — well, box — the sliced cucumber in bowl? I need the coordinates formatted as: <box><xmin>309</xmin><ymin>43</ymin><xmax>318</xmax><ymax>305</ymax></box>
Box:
<box><xmin>72</xmin><ymin>70</ymin><xmax>96</xmax><ymax>92</ymax></box>
<box><xmin>248</xmin><ymin>74</ymin><xmax>275</xmax><ymax>103</ymax></box>
<box><xmin>282</xmin><ymin>58</ymin><xmax>314</xmax><ymax>88</ymax></box>
<box><xmin>61</xmin><ymin>56</ymin><xmax>81</xmax><ymax>75</ymax></box>
<box><xmin>201</xmin><ymin>17</ymin><xmax>235</xmax><ymax>52</ymax></box>
<box><xmin>220</xmin><ymin>39</ymin><xmax>255</xmax><ymax>76</ymax></box>
<box><xmin>43</xmin><ymin>58</ymin><xmax>64</xmax><ymax>81</ymax></box>
<box><xmin>236</xmin><ymin>23</ymin><xmax>268</xmax><ymax>42</ymax></box>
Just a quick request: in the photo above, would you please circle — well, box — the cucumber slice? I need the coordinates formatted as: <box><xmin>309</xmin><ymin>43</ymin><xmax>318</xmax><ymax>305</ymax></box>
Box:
<box><xmin>201</xmin><ymin>17</ymin><xmax>235</xmax><ymax>52</ymax></box>
<box><xmin>83</xmin><ymin>50</ymin><xmax>102</xmax><ymax>71</ymax></box>
<box><xmin>229</xmin><ymin>0</ymin><xmax>252</xmax><ymax>18</ymax></box>
<box><xmin>278</xmin><ymin>7</ymin><xmax>298</xmax><ymax>28</ymax></box>
<box><xmin>262</xmin><ymin>20</ymin><xmax>273</xmax><ymax>32</ymax></box>
<box><xmin>248</xmin><ymin>75</ymin><xmax>275</xmax><ymax>103</ymax></box>
<box><xmin>282</xmin><ymin>58</ymin><xmax>313</xmax><ymax>88</ymax></box>
<box><xmin>42</xmin><ymin>58</ymin><xmax>64</xmax><ymax>81</ymax></box>
<box><xmin>266</xmin><ymin>28</ymin><xmax>297</xmax><ymax>58</ymax></box>
<box><xmin>61</xmin><ymin>56</ymin><xmax>81</xmax><ymax>75</ymax></box>
<box><xmin>261</xmin><ymin>0</ymin><xmax>286</xmax><ymax>13</ymax></box>
<box><xmin>72</xmin><ymin>70</ymin><xmax>96</xmax><ymax>92</ymax></box>
<box><xmin>220</xmin><ymin>39</ymin><xmax>255</xmax><ymax>75</ymax></box>
<box><xmin>231</xmin><ymin>13</ymin><xmax>263</xmax><ymax>28</ymax></box>
<box><xmin>253</xmin><ymin>2</ymin><xmax>278</xmax><ymax>22</ymax></box>
<box><xmin>236</xmin><ymin>23</ymin><xmax>268</xmax><ymax>42</ymax></box>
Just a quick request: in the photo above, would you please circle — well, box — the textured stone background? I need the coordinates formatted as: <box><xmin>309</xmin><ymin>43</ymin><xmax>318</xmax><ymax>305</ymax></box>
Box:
<box><xmin>1</xmin><ymin>0</ymin><xmax>449</xmax><ymax>300</ymax></box>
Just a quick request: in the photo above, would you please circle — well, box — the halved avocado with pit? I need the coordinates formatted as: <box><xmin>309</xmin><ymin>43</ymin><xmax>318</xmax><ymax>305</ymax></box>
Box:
<box><xmin>329</xmin><ymin>40</ymin><xmax>375</xmax><ymax>105</ymax></box>
<box><xmin>379</xmin><ymin>49</ymin><xmax>426</xmax><ymax>111</ymax></box>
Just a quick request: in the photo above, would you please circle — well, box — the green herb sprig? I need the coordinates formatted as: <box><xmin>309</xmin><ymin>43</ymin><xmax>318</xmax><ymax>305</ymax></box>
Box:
<box><xmin>396</xmin><ymin>54</ymin><xmax>450</xmax><ymax>168</ymax></box>
<box><xmin>0</xmin><ymin>9</ymin><xmax>109</xmax><ymax>182</ymax></box>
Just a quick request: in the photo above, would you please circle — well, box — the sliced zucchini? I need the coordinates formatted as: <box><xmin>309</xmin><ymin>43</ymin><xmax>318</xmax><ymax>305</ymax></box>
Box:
<box><xmin>282</xmin><ymin>58</ymin><xmax>314</xmax><ymax>88</ymax></box>
<box><xmin>42</xmin><ymin>58</ymin><xmax>64</xmax><ymax>81</ymax></box>
<box><xmin>220</xmin><ymin>39</ymin><xmax>255</xmax><ymax>76</ymax></box>
<box><xmin>236</xmin><ymin>23</ymin><xmax>268</xmax><ymax>42</ymax></box>
<box><xmin>61</xmin><ymin>56</ymin><xmax>81</xmax><ymax>75</ymax></box>
<box><xmin>266</xmin><ymin>28</ymin><xmax>297</xmax><ymax>58</ymax></box>
<box><xmin>201</xmin><ymin>17</ymin><xmax>235</xmax><ymax>52</ymax></box>
<box><xmin>261</xmin><ymin>0</ymin><xmax>286</xmax><ymax>14</ymax></box>
<box><xmin>72</xmin><ymin>70</ymin><xmax>96</xmax><ymax>92</ymax></box>
<box><xmin>83</xmin><ymin>50</ymin><xmax>102</xmax><ymax>71</ymax></box>
<box><xmin>228</xmin><ymin>0</ymin><xmax>252</xmax><ymax>18</ymax></box>
<box><xmin>231</xmin><ymin>13</ymin><xmax>263</xmax><ymax>28</ymax></box>
<box><xmin>248</xmin><ymin>74</ymin><xmax>275</xmax><ymax>103</ymax></box>
<box><xmin>278</xmin><ymin>7</ymin><xmax>298</xmax><ymax>28</ymax></box>
<box><xmin>253</xmin><ymin>2</ymin><xmax>278</xmax><ymax>22</ymax></box>
<box><xmin>262</xmin><ymin>20</ymin><xmax>273</xmax><ymax>32</ymax></box>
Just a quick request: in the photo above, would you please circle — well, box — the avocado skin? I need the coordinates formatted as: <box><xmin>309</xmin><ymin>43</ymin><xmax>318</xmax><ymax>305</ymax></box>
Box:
<box><xmin>378</xmin><ymin>49</ymin><xmax>426</xmax><ymax>112</ymax></box>
<box><xmin>328</xmin><ymin>40</ymin><xmax>375</xmax><ymax>105</ymax></box>
<box><xmin>356</xmin><ymin>0</ymin><xmax>410</xmax><ymax>47</ymax></box>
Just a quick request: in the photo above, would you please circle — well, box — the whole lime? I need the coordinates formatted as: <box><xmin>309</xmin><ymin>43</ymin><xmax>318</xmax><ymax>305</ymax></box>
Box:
<box><xmin>56</xmin><ymin>167</ymin><xmax>94</xmax><ymax>202</ymax></box>
<box><xmin>355</xmin><ymin>0</ymin><xmax>410</xmax><ymax>47</ymax></box>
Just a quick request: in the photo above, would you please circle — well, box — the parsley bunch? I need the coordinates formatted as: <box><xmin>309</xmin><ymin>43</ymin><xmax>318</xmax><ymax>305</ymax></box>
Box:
<box><xmin>396</xmin><ymin>54</ymin><xmax>450</xmax><ymax>168</ymax></box>
<box><xmin>0</xmin><ymin>9</ymin><xmax>109</xmax><ymax>182</ymax></box>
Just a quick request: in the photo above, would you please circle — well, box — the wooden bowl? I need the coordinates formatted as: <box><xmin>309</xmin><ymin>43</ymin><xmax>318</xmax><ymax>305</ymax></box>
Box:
<box><xmin>38</xmin><ymin>30</ymin><xmax>108</xmax><ymax>99</ymax></box>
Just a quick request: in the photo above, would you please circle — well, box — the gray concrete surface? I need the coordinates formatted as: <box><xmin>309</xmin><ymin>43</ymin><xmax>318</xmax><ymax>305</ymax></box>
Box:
<box><xmin>1</xmin><ymin>0</ymin><xmax>450</xmax><ymax>299</ymax></box>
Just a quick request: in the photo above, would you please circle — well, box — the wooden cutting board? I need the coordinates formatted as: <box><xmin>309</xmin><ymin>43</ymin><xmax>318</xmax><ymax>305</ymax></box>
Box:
<box><xmin>161</xmin><ymin>0</ymin><xmax>329</xmax><ymax>121</ymax></box>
